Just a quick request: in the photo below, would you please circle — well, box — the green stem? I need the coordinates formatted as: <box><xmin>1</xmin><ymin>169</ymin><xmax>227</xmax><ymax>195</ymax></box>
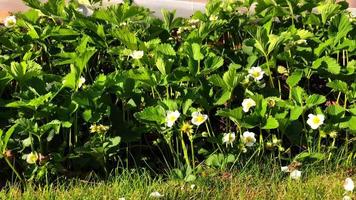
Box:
<box><xmin>264</xmin><ymin>56</ymin><xmax>275</xmax><ymax>88</ymax></box>
<box><xmin>164</xmin><ymin>134</ymin><xmax>177</xmax><ymax>167</ymax></box>
<box><xmin>153</xmin><ymin>87</ymin><xmax>162</xmax><ymax>100</ymax></box>
<box><xmin>180</xmin><ymin>132</ymin><xmax>191</xmax><ymax>168</ymax></box>
<box><xmin>336</xmin><ymin>92</ymin><xmax>341</xmax><ymax>105</ymax></box>
<box><xmin>278</xmin><ymin>79</ymin><xmax>282</xmax><ymax>98</ymax></box>
<box><xmin>5</xmin><ymin>158</ymin><xmax>23</xmax><ymax>182</ymax></box>
<box><xmin>317</xmin><ymin>134</ymin><xmax>321</xmax><ymax>153</ymax></box>
<box><xmin>206</xmin><ymin>121</ymin><xmax>223</xmax><ymax>153</ymax></box>
<box><xmin>190</xmin><ymin>139</ymin><xmax>195</xmax><ymax>168</ymax></box>
<box><xmin>197</xmin><ymin>60</ymin><xmax>201</xmax><ymax>74</ymax></box>
<box><xmin>328</xmin><ymin>137</ymin><xmax>336</xmax><ymax>160</ymax></box>
<box><xmin>301</xmin><ymin>112</ymin><xmax>310</xmax><ymax>152</ymax></box>
<box><xmin>166</xmin><ymin>86</ymin><xmax>170</xmax><ymax>100</ymax></box>
<box><xmin>151</xmin><ymin>87</ymin><xmax>155</xmax><ymax>98</ymax></box>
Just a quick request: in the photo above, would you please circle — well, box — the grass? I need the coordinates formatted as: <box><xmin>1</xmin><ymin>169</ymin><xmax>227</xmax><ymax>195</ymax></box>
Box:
<box><xmin>0</xmin><ymin>163</ymin><xmax>354</xmax><ymax>200</ymax></box>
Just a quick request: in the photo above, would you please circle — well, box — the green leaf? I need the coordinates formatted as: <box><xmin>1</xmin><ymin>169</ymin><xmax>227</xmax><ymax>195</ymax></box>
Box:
<box><xmin>312</xmin><ymin>56</ymin><xmax>340</xmax><ymax>75</ymax></box>
<box><xmin>0</xmin><ymin>71</ymin><xmax>12</xmax><ymax>94</ymax></box>
<box><xmin>156</xmin><ymin>44</ymin><xmax>176</xmax><ymax>56</ymax></box>
<box><xmin>267</xmin><ymin>34</ymin><xmax>282</xmax><ymax>55</ymax></box>
<box><xmin>1</xmin><ymin>61</ymin><xmax>42</xmax><ymax>83</ymax></box>
<box><xmin>216</xmin><ymin>108</ymin><xmax>243</xmax><ymax>122</ymax></box>
<box><xmin>223</xmin><ymin>66</ymin><xmax>238</xmax><ymax>90</ymax></box>
<box><xmin>317</xmin><ymin>3</ymin><xmax>340</xmax><ymax>24</ymax></box>
<box><xmin>22</xmin><ymin>137</ymin><xmax>33</xmax><ymax>148</ymax></box>
<box><xmin>262</xmin><ymin>117</ymin><xmax>279</xmax><ymax>129</ymax></box>
<box><xmin>1</xmin><ymin>124</ymin><xmax>17</xmax><ymax>152</ymax></box>
<box><xmin>283</xmin><ymin>121</ymin><xmax>304</xmax><ymax>145</ymax></box>
<box><xmin>346</xmin><ymin>60</ymin><xmax>356</xmax><ymax>75</ymax></box>
<box><xmin>347</xmin><ymin>116</ymin><xmax>356</xmax><ymax>131</ymax></box>
<box><xmin>208</xmin><ymin>74</ymin><xmax>227</xmax><ymax>88</ymax></box>
<box><xmin>184</xmin><ymin>174</ymin><xmax>196</xmax><ymax>182</ymax></box>
<box><xmin>334</xmin><ymin>14</ymin><xmax>352</xmax><ymax>45</ymax></box>
<box><xmin>306</xmin><ymin>94</ymin><xmax>326</xmax><ymax>108</ymax></box>
<box><xmin>202</xmin><ymin>55</ymin><xmax>224</xmax><ymax>74</ymax></box>
<box><xmin>296</xmin><ymin>29</ymin><xmax>314</xmax><ymax>39</ymax></box>
<box><xmin>126</xmin><ymin>67</ymin><xmax>156</xmax><ymax>86</ymax></box>
<box><xmin>134</xmin><ymin>106</ymin><xmax>166</xmax><ymax>125</ymax></box>
<box><xmin>326</xmin><ymin>105</ymin><xmax>345</xmax><ymax>116</ymax></box>
<box><xmin>254</xmin><ymin>39</ymin><xmax>266</xmax><ymax>56</ymax></box>
<box><xmin>62</xmin><ymin>65</ymin><xmax>78</xmax><ymax>89</ymax></box>
<box><xmin>326</xmin><ymin>80</ymin><xmax>348</xmax><ymax>93</ymax></box>
<box><xmin>112</xmin><ymin>28</ymin><xmax>138</xmax><ymax>49</ymax></box>
<box><xmin>192</xmin><ymin>43</ymin><xmax>204</xmax><ymax>61</ymax></box>
<box><xmin>295</xmin><ymin>152</ymin><xmax>326</xmax><ymax>163</ymax></box>
<box><xmin>20</xmin><ymin>9</ymin><xmax>41</xmax><ymax>23</ymax></box>
<box><xmin>290</xmin><ymin>106</ymin><xmax>304</xmax><ymax>121</ymax></box>
<box><xmin>214</xmin><ymin>90</ymin><xmax>232</xmax><ymax>105</ymax></box>
<box><xmin>315</xmin><ymin>38</ymin><xmax>334</xmax><ymax>56</ymax></box>
<box><xmin>83</xmin><ymin>110</ymin><xmax>92</xmax><ymax>122</ymax></box>
<box><xmin>107</xmin><ymin>136</ymin><xmax>121</xmax><ymax>149</ymax></box>
<box><xmin>291</xmin><ymin>87</ymin><xmax>305</xmax><ymax>105</ymax></box>
<box><xmin>161</xmin><ymin>9</ymin><xmax>183</xmax><ymax>30</ymax></box>
<box><xmin>286</xmin><ymin>70</ymin><xmax>303</xmax><ymax>88</ymax></box>
<box><xmin>155</xmin><ymin>57</ymin><xmax>167</xmax><ymax>75</ymax></box>
<box><xmin>182</xmin><ymin>99</ymin><xmax>193</xmax><ymax>115</ymax></box>
<box><xmin>6</xmin><ymin>92</ymin><xmax>53</xmax><ymax>110</ymax></box>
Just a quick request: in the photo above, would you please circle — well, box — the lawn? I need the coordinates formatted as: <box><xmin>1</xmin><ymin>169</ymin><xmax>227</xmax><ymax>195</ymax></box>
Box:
<box><xmin>1</xmin><ymin>162</ymin><xmax>355</xmax><ymax>200</ymax></box>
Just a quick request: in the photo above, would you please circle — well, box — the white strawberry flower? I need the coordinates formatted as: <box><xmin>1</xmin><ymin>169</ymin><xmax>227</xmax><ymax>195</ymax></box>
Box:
<box><xmin>4</xmin><ymin>16</ymin><xmax>16</xmax><ymax>27</ymax></box>
<box><xmin>344</xmin><ymin>178</ymin><xmax>354</xmax><ymax>192</ymax></box>
<box><xmin>26</xmin><ymin>152</ymin><xmax>38</xmax><ymax>164</ymax></box>
<box><xmin>77</xmin><ymin>5</ymin><xmax>94</xmax><ymax>17</ymax></box>
<box><xmin>242</xmin><ymin>98</ymin><xmax>256</xmax><ymax>113</ymax></box>
<box><xmin>290</xmin><ymin>170</ymin><xmax>302</xmax><ymax>180</ymax></box>
<box><xmin>248</xmin><ymin>66</ymin><xmax>265</xmax><ymax>81</ymax></box>
<box><xmin>166</xmin><ymin>110</ymin><xmax>180</xmax><ymax>128</ymax></box>
<box><xmin>191</xmin><ymin>111</ymin><xmax>208</xmax><ymax>126</ymax></box>
<box><xmin>209</xmin><ymin>15</ymin><xmax>218</xmax><ymax>21</ymax></box>
<box><xmin>343</xmin><ymin>196</ymin><xmax>352</xmax><ymax>200</ymax></box>
<box><xmin>242</xmin><ymin>131</ymin><xmax>256</xmax><ymax>147</ymax></box>
<box><xmin>281</xmin><ymin>166</ymin><xmax>290</xmax><ymax>172</ymax></box>
<box><xmin>78</xmin><ymin>76</ymin><xmax>86</xmax><ymax>88</ymax></box>
<box><xmin>222</xmin><ymin>132</ymin><xmax>236</xmax><ymax>147</ymax></box>
<box><xmin>306</xmin><ymin>114</ymin><xmax>325</xmax><ymax>129</ymax></box>
<box><xmin>149</xmin><ymin>191</ymin><xmax>164</xmax><ymax>198</ymax></box>
<box><xmin>130</xmin><ymin>50</ymin><xmax>144</xmax><ymax>59</ymax></box>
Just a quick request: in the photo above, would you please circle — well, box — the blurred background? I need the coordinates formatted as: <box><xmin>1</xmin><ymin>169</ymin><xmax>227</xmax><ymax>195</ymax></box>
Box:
<box><xmin>0</xmin><ymin>0</ymin><xmax>207</xmax><ymax>19</ymax></box>
<box><xmin>0</xmin><ymin>0</ymin><xmax>355</xmax><ymax>21</ymax></box>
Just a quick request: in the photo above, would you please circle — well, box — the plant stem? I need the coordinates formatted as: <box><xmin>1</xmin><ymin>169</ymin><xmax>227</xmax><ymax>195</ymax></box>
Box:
<box><xmin>4</xmin><ymin>158</ymin><xmax>23</xmax><ymax>182</ymax></box>
<box><xmin>206</xmin><ymin>121</ymin><xmax>223</xmax><ymax>153</ymax></box>
<box><xmin>190</xmin><ymin>139</ymin><xmax>195</xmax><ymax>168</ymax></box>
<box><xmin>166</xmin><ymin>86</ymin><xmax>170</xmax><ymax>100</ymax></box>
<box><xmin>180</xmin><ymin>132</ymin><xmax>191</xmax><ymax>168</ymax></box>
<box><xmin>264</xmin><ymin>56</ymin><xmax>275</xmax><ymax>88</ymax></box>
<box><xmin>197</xmin><ymin>60</ymin><xmax>201</xmax><ymax>74</ymax></box>
<box><xmin>317</xmin><ymin>134</ymin><xmax>321</xmax><ymax>152</ymax></box>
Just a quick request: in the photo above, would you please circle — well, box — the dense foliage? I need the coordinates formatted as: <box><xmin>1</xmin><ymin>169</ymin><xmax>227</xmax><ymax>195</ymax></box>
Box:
<box><xmin>0</xmin><ymin>0</ymin><xmax>355</xmax><ymax>182</ymax></box>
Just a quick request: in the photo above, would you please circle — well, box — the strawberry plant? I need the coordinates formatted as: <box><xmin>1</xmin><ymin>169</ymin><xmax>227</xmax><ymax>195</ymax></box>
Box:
<box><xmin>0</xmin><ymin>0</ymin><xmax>355</xmax><ymax>183</ymax></box>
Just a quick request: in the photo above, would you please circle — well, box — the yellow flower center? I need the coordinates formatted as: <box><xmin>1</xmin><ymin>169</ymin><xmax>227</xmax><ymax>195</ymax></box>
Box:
<box><xmin>169</xmin><ymin>115</ymin><xmax>177</xmax><ymax>122</ymax></box>
<box><xmin>312</xmin><ymin>117</ymin><xmax>320</xmax><ymax>124</ymax></box>
<box><xmin>228</xmin><ymin>134</ymin><xmax>234</xmax><ymax>142</ymax></box>
<box><xmin>252</xmin><ymin>71</ymin><xmax>260</xmax><ymax>78</ymax></box>
<box><xmin>196</xmin><ymin>115</ymin><xmax>205</xmax><ymax>123</ymax></box>
<box><xmin>245</xmin><ymin>137</ymin><xmax>254</xmax><ymax>143</ymax></box>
